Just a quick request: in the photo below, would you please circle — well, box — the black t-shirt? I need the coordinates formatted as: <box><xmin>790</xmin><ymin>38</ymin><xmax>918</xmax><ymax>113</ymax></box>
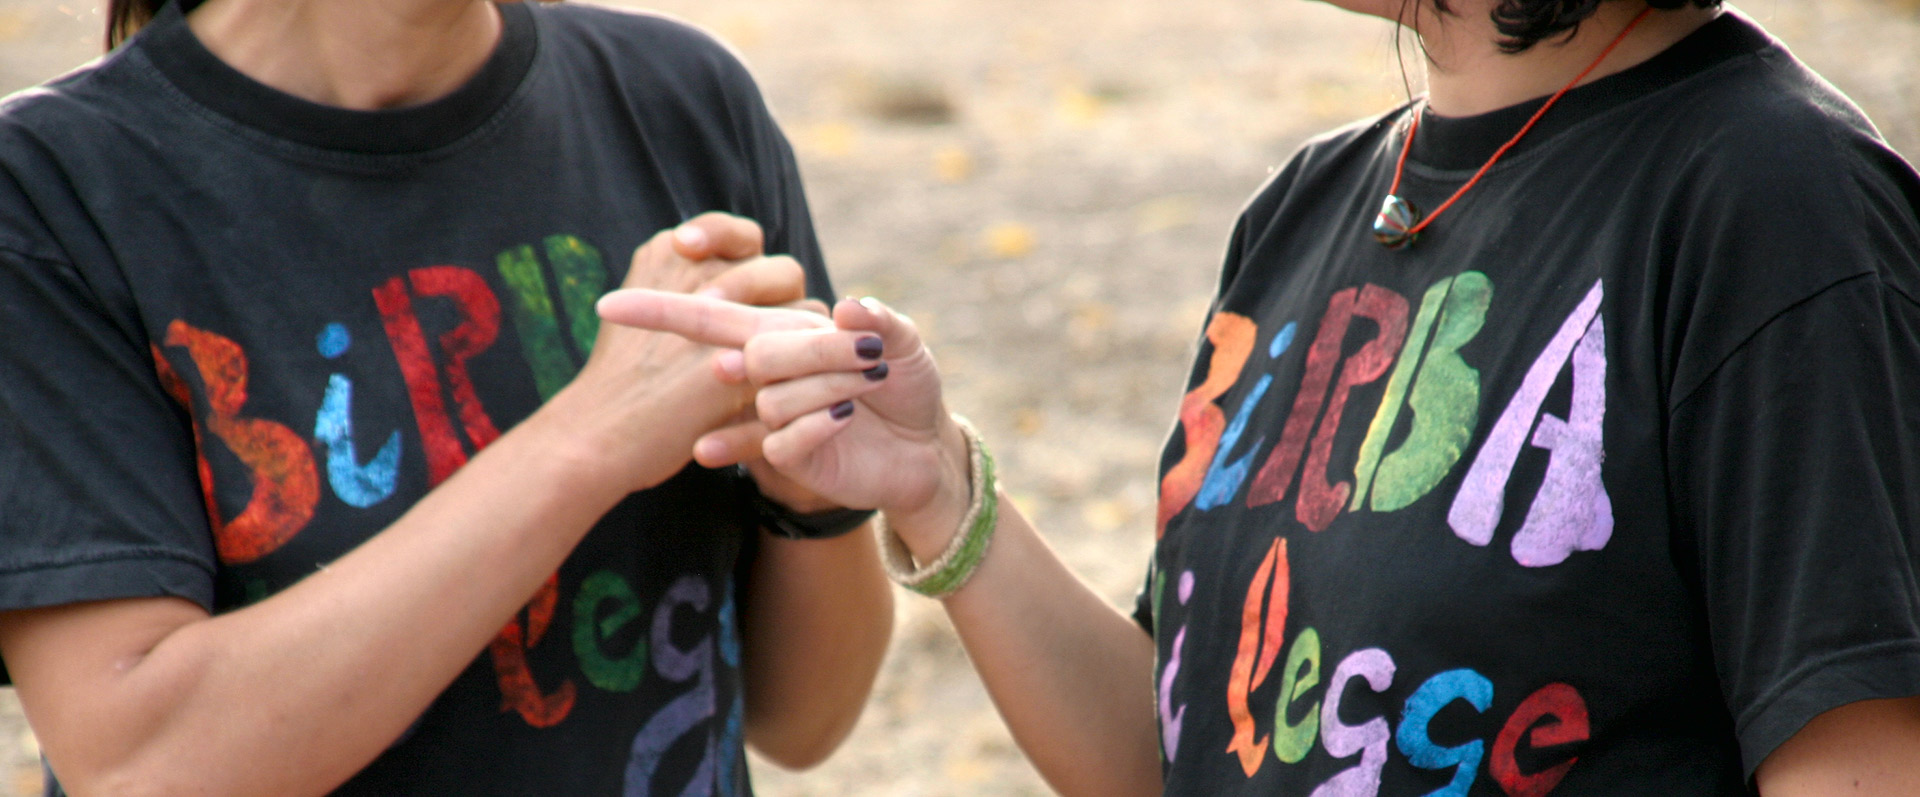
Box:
<box><xmin>1142</xmin><ymin>11</ymin><xmax>1920</xmax><ymax>795</ymax></box>
<box><xmin>0</xmin><ymin>3</ymin><xmax>829</xmax><ymax>793</ymax></box>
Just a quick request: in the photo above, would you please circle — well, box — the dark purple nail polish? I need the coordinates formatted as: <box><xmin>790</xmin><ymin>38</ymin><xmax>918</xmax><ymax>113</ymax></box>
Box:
<box><xmin>855</xmin><ymin>336</ymin><xmax>884</xmax><ymax>361</ymax></box>
<box><xmin>830</xmin><ymin>401</ymin><xmax>856</xmax><ymax>420</ymax></box>
<box><xmin>863</xmin><ymin>362</ymin><xmax>889</xmax><ymax>381</ymax></box>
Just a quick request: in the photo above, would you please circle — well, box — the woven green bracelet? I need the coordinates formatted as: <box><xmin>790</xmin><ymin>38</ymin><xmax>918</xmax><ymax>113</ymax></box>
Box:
<box><xmin>877</xmin><ymin>415</ymin><xmax>998</xmax><ymax>598</ymax></box>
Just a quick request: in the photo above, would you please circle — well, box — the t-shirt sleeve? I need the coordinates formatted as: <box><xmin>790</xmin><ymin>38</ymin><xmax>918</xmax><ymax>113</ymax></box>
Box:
<box><xmin>0</xmin><ymin>247</ymin><xmax>216</xmax><ymax>628</ymax></box>
<box><xmin>1667</xmin><ymin>273</ymin><xmax>1920</xmax><ymax>774</ymax></box>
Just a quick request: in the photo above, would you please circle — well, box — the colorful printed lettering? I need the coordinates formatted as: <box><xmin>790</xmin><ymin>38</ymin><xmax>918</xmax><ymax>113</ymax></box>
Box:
<box><xmin>1226</xmin><ymin>539</ymin><xmax>1291</xmax><ymax>776</ymax></box>
<box><xmin>1491</xmin><ymin>683</ymin><xmax>1589</xmax><ymax>797</ymax></box>
<box><xmin>313</xmin><ymin>324</ymin><xmax>401</xmax><ymax>508</ymax></box>
<box><xmin>1311</xmin><ymin>648</ymin><xmax>1395</xmax><ymax>797</ymax></box>
<box><xmin>716</xmin><ymin>575</ymin><xmax>745</xmax><ymax>790</ymax></box>
<box><xmin>1355</xmin><ymin>273</ymin><xmax>1490</xmax><ymax>513</ymax></box>
<box><xmin>573</xmin><ymin>570</ymin><xmax>648</xmax><ymax>693</ymax></box>
<box><xmin>1197</xmin><ymin>323</ymin><xmax>1296</xmax><ymax>510</ymax></box>
<box><xmin>625</xmin><ymin>575</ymin><xmax>736</xmax><ymax>795</ymax></box>
<box><xmin>1295</xmin><ymin>286</ymin><xmax>1408</xmax><ymax>531</ymax></box>
<box><xmin>374</xmin><ymin>265</ymin><xmax>574</xmax><ymax>728</ymax></box>
<box><xmin>489</xmin><ymin>572</ymin><xmax>577</xmax><ymax>728</ymax></box>
<box><xmin>1246</xmin><ymin>286</ymin><xmax>1408</xmax><ymax>532</ymax></box>
<box><xmin>1448</xmin><ymin>280</ymin><xmax>1611</xmax><ymax>567</ymax></box>
<box><xmin>497</xmin><ymin>235</ymin><xmax>608</xmax><ymax>401</ymax></box>
<box><xmin>1511</xmin><ymin>314</ymin><xmax>1610</xmax><ymax>567</ymax></box>
<box><xmin>1397</xmin><ymin>668</ymin><xmax>1493</xmax><ymax>797</ymax></box>
<box><xmin>1271</xmin><ymin>627</ymin><xmax>1321</xmax><ymax>764</ymax></box>
<box><xmin>1159</xmin><ymin>570</ymin><xmax>1194</xmax><ymax>762</ymax></box>
<box><xmin>1159</xmin><ymin>312</ymin><xmax>1258</xmax><ymax>535</ymax></box>
<box><xmin>155</xmin><ymin>321</ymin><xmax>319</xmax><ymax>564</ymax></box>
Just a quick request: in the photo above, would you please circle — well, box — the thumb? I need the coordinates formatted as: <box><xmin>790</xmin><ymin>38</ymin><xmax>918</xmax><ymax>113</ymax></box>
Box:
<box><xmin>672</xmin><ymin>212</ymin><xmax>766</xmax><ymax>262</ymax></box>
<box><xmin>833</xmin><ymin>297</ymin><xmax>926</xmax><ymax>361</ymax></box>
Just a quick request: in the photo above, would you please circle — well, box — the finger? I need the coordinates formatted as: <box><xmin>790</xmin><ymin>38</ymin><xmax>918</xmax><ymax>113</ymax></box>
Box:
<box><xmin>696</xmin><ymin>255</ymin><xmax>807</xmax><ymax>307</ymax></box>
<box><xmin>755</xmin><ymin>370</ymin><xmax>889</xmax><ymax>430</ymax></box>
<box><xmin>761</xmin><ymin>402</ymin><xmax>857</xmax><ymax>471</ymax></box>
<box><xmin>672</xmin><ymin>212</ymin><xmax>766</xmax><ymax>262</ymax></box>
<box><xmin>624</xmin><ymin>227</ymin><xmax>730</xmax><ymax>293</ymax></box>
<box><xmin>694</xmin><ymin>420</ymin><xmax>767</xmax><ymax>468</ymax></box>
<box><xmin>598</xmin><ymin>289</ymin><xmax>822</xmax><ymax>348</ymax></box>
<box><xmin>713</xmin><ymin>349</ymin><xmax>747</xmax><ymax>383</ymax></box>
<box><xmin>743</xmin><ymin>327</ymin><xmax>891</xmax><ymax>386</ymax></box>
<box><xmin>833</xmin><ymin>296</ymin><xmax>927</xmax><ymax>361</ymax></box>
<box><xmin>791</xmin><ymin>298</ymin><xmax>831</xmax><ymax>317</ymax></box>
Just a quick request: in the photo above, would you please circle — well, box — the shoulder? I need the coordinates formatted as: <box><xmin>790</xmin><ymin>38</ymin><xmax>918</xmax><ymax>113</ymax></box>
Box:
<box><xmin>1231</xmin><ymin>107</ymin><xmax>1400</xmax><ymax>250</ymax></box>
<box><xmin>1</xmin><ymin>43</ymin><xmax>155</xmax><ymax>146</ymax></box>
<box><xmin>1211</xmin><ymin>107</ymin><xmax>1401</xmax><ymax>293</ymax></box>
<box><xmin>1652</xmin><ymin>28</ymin><xmax>1916</xmax><ymax>232</ymax></box>
<box><xmin>1652</xmin><ymin>45</ymin><xmax>1920</xmax><ymax>294</ymax></box>
<box><xmin>1632</xmin><ymin>42</ymin><xmax>1920</xmax><ymax>399</ymax></box>
<box><xmin>1242</xmin><ymin>107</ymin><xmax>1401</xmax><ymax>226</ymax></box>
<box><xmin>0</xmin><ymin>72</ymin><xmax>106</xmax><ymax>263</ymax></box>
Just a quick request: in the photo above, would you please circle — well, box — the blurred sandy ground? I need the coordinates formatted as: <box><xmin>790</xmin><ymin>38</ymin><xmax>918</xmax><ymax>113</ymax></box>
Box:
<box><xmin>1</xmin><ymin>1</ymin><xmax>1917</xmax><ymax>794</ymax></box>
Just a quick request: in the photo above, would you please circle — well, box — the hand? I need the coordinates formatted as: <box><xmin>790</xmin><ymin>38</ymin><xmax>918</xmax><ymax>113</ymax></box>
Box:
<box><xmin>559</xmin><ymin>213</ymin><xmax>809</xmax><ymax>491</ymax></box>
<box><xmin>599</xmin><ymin>293</ymin><xmax>972</xmax><ymax>542</ymax></box>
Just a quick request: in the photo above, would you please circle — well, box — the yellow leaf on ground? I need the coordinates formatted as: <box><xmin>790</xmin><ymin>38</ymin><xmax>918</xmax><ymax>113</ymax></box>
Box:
<box><xmin>1082</xmin><ymin>498</ymin><xmax>1135</xmax><ymax>532</ymax></box>
<box><xmin>795</xmin><ymin>121</ymin><xmax>859</xmax><ymax>159</ymax></box>
<box><xmin>1013</xmin><ymin>407</ymin><xmax>1044</xmax><ymax>436</ymax></box>
<box><xmin>932</xmin><ymin>145</ymin><xmax>973</xmax><ymax>183</ymax></box>
<box><xmin>983</xmin><ymin>222</ymin><xmax>1035</xmax><ymax>259</ymax></box>
<box><xmin>1056</xmin><ymin>85</ymin><xmax>1104</xmax><ymax>126</ymax></box>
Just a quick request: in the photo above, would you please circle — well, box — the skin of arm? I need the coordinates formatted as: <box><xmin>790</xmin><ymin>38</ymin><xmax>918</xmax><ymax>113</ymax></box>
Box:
<box><xmin>738</xmin><ymin>526</ymin><xmax>893</xmax><ymax>769</ymax></box>
<box><xmin>1755</xmin><ymin>696</ymin><xmax>1920</xmax><ymax>795</ymax></box>
<box><xmin>0</xmin><ymin>217</ymin><xmax>806</xmax><ymax>797</ymax></box>
<box><xmin>599</xmin><ymin>292</ymin><xmax>1163</xmax><ymax>795</ymax></box>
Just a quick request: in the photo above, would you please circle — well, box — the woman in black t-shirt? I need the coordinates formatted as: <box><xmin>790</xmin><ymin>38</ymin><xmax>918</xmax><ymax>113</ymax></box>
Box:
<box><xmin>0</xmin><ymin>0</ymin><xmax>890</xmax><ymax>793</ymax></box>
<box><xmin>609</xmin><ymin>0</ymin><xmax>1920</xmax><ymax>794</ymax></box>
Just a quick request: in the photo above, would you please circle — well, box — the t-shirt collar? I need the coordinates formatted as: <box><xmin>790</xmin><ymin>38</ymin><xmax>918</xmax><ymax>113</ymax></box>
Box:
<box><xmin>1408</xmin><ymin>10</ymin><xmax>1775</xmax><ymax>172</ymax></box>
<box><xmin>135</xmin><ymin>1</ymin><xmax>538</xmax><ymax>155</ymax></box>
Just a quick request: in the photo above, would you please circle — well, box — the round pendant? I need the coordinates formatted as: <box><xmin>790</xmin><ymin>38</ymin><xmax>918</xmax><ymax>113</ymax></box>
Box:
<box><xmin>1372</xmin><ymin>194</ymin><xmax>1422</xmax><ymax>249</ymax></box>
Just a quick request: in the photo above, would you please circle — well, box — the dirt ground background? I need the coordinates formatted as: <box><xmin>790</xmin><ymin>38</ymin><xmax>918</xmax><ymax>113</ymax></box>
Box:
<box><xmin>1</xmin><ymin>1</ymin><xmax>1917</xmax><ymax>794</ymax></box>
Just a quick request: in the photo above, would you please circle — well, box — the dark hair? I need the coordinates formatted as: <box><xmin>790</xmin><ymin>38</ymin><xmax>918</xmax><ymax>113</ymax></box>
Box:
<box><xmin>1435</xmin><ymin>0</ymin><xmax>1724</xmax><ymax>53</ymax></box>
<box><xmin>105</xmin><ymin>0</ymin><xmax>165</xmax><ymax>51</ymax></box>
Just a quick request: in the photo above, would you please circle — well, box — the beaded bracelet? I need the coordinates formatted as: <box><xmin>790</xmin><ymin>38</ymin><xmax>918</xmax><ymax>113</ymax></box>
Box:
<box><xmin>876</xmin><ymin>415</ymin><xmax>998</xmax><ymax>598</ymax></box>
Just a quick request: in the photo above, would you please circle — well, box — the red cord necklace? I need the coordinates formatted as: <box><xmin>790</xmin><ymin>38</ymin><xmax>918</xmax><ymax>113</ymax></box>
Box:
<box><xmin>1374</xmin><ymin>6</ymin><xmax>1655</xmax><ymax>249</ymax></box>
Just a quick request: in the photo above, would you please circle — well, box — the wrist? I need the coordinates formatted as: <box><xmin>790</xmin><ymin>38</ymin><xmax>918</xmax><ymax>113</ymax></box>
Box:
<box><xmin>529</xmin><ymin>377</ymin><xmax>685</xmax><ymax>499</ymax></box>
<box><xmin>880</xmin><ymin>414</ymin><xmax>976</xmax><ymax>563</ymax></box>
<box><xmin>876</xmin><ymin>414</ymin><xmax>999</xmax><ymax>597</ymax></box>
<box><xmin>746</xmin><ymin>475</ymin><xmax>875</xmax><ymax>540</ymax></box>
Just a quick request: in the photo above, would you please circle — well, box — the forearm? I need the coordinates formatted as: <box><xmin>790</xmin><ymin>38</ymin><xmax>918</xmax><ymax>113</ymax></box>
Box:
<box><xmin>17</xmin><ymin>395</ymin><xmax>642</xmax><ymax>796</ymax></box>
<box><xmin>926</xmin><ymin>501</ymin><xmax>1161</xmax><ymax>797</ymax></box>
<box><xmin>741</xmin><ymin>524</ymin><xmax>894</xmax><ymax>768</ymax></box>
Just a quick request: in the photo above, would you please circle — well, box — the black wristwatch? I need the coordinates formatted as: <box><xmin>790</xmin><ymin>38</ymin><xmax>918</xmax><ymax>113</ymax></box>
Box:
<box><xmin>745</xmin><ymin>481</ymin><xmax>875</xmax><ymax>540</ymax></box>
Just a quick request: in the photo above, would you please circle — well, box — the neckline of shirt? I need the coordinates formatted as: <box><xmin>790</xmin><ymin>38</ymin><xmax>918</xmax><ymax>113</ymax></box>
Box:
<box><xmin>135</xmin><ymin>1</ymin><xmax>538</xmax><ymax>156</ymax></box>
<box><xmin>1406</xmin><ymin>10</ymin><xmax>1773</xmax><ymax>174</ymax></box>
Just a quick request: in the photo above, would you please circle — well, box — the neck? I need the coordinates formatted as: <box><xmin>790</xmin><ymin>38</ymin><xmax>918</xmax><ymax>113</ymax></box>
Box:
<box><xmin>186</xmin><ymin>0</ymin><xmax>502</xmax><ymax>110</ymax></box>
<box><xmin>1413</xmin><ymin>1</ymin><xmax>1721</xmax><ymax>117</ymax></box>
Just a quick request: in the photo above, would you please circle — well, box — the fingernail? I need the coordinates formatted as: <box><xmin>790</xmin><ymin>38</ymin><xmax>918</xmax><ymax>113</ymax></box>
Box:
<box><xmin>859</xmin><ymin>296</ymin><xmax>884</xmax><ymax>314</ymax></box>
<box><xmin>674</xmin><ymin>224</ymin><xmax>707</xmax><ymax>250</ymax></box>
<box><xmin>855</xmin><ymin>336</ymin><xmax>884</xmax><ymax>360</ymax></box>
<box><xmin>863</xmin><ymin>362</ymin><xmax>889</xmax><ymax>381</ymax></box>
<box><xmin>716</xmin><ymin>350</ymin><xmax>746</xmax><ymax>380</ymax></box>
<box><xmin>830</xmin><ymin>401</ymin><xmax>855</xmax><ymax>421</ymax></box>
